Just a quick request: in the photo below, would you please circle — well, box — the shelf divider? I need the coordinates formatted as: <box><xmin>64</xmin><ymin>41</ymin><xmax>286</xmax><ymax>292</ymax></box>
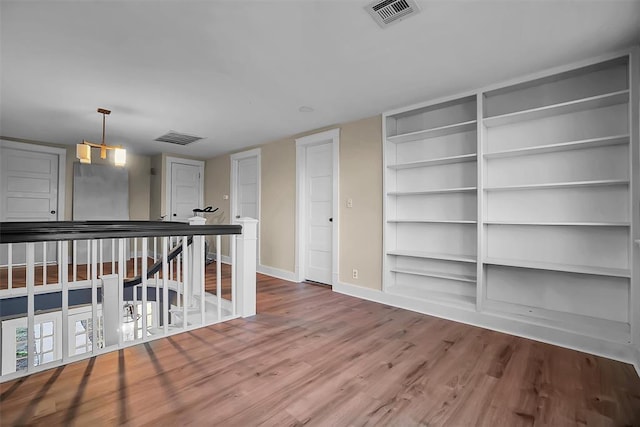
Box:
<box><xmin>388</xmin><ymin>153</ymin><xmax>477</xmax><ymax>169</ymax></box>
<box><xmin>388</xmin><ymin>187</ymin><xmax>477</xmax><ymax>196</ymax></box>
<box><xmin>483</xmin><ymin>257</ymin><xmax>630</xmax><ymax>278</ymax></box>
<box><xmin>483</xmin><ymin>135</ymin><xmax>629</xmax><ymax>159</ymax></box>
<box><xmin>484</xmin><ymin>179</ymin><xmax>629</xmax><ymax>192</ymax></box>
<box><xmin>388</xmin><ymin>120</ymin><xmax>477</xmax><ymax>143</ymax></box>
<box><xmin>391</xmin><ymin>268</ymin><xmax>476</xmax><ymax>283</ymax></box>
<box><xmin>483</xmin><ymin>90</ymin><xmax>629</xmax><ymax>128</ymax></box>
<box><xmin>388</xmin><ymin>249</ymin><xmax>476</xmax><ymax>263</ymax></box>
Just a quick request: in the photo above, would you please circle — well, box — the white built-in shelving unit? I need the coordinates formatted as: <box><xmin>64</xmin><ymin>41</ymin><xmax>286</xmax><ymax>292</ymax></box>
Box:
<box><xmin>385</xmin><ymin>95</ymin><xmax>479</xmax><ymax>309</ymax></box>
<box><xmin>382</xmin><ymin>50</ymin><xmax>639</xmax><ymax>355</ymax></box>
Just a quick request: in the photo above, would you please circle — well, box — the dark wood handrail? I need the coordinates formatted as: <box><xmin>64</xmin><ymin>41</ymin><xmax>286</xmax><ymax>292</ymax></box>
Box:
<box><xmin>123</xmin><ymin>236</ymin><xmax>193</xmax><ymax>288</ymax></box>
<box><xmin>0</xmin><ymin>221</ymin><xmax>242</xmax><ymax>244</ymax></box>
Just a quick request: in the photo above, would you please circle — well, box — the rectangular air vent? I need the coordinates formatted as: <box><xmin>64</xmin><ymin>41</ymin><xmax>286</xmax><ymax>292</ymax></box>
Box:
<box><xmin>365</xmin><ymin>0</ymin><xmax>420</xmax><ymax>28</ymax></box>
<box><xmin>154</xmin><ymin>131</ymin><xmax>203</xmax><ymax>146</ymax></box>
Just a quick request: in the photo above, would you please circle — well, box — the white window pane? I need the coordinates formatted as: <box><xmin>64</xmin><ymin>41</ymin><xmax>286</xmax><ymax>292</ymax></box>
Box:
<box><xmin>75</xmin><ymin>321</ymin><xmax>86</xmax><ymax>334</ymax></box>
<box><xmin>42</xmin><ymin>336</ymin><xmax>53</xmax><ymax>352</ymax></box>
<box><xmin>34</xmin><ymin>324</ymin><xmax>41</xmax><ymax>339</ymax></box>
<box><xmin>42</xmin><ymin>321</ymin><xmax>54</xmax><ymax>336</ymax></box>
<box><xmin>42</xmin><ymin>352</ymin><xmax>54</xmax><ymax>363</ymax></box>
<box><xmin>75</xmin><ymin>334</ymin><xmax>87</xmax><ymax>347</ymax></box>
<box><xmin>35</xmin><ymin>340</ymin><xmax>41</xmax><ymax>353</ymax></box>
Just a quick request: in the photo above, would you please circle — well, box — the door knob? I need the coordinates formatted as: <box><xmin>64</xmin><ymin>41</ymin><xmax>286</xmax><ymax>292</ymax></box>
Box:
<box><xmin>50</xmin><ymin>210</ymin><xmax>56</xmax><ymax>214</ymax></box>
<box><xmin>173</xmin><ymin>213</ymin><xmax>177</xmax><ymax>217</ymax></box>
<box><xmin>329</xmin><ymin>217</ymin><xmax>333</xmax><ymax>222</ymax></box>
<box><xmin>236</xmin><ymin>215</ymin><xmax>240</xmax><ymax>219</ymax></box>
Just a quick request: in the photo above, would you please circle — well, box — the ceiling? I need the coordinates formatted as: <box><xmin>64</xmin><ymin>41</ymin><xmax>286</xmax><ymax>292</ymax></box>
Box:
<box><xmin>1</xmin><ymin>0</ymin><xmax>639</xmax><ymax>159</ymax></box>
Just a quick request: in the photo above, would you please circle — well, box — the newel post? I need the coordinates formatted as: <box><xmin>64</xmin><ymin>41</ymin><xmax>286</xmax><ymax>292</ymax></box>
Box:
<box><xmin>101</xmin><ymin>273</ymin><xmax>120</xmax><ymax>347</ymax></box>
<box><xmin>235</xmin><ymin>217</ymin><xmax>257</xmax><ymax>317</ymax></box>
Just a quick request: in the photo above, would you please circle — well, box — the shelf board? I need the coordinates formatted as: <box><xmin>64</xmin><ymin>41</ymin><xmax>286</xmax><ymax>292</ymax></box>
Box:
<box><xmin>388</xmin><ymin>153</ymin><xmax>477</xmax><ymax>169</ymax></box>
<box><xmin>483</xmin><ymin>135</ymin><xmax>629</xmax><ymax>159</ymax></box>
<box><xmin>388</xmin><ymin>250</ymin><xmax>476</xmax><ymax>263</ymax></box>
<box><xmin>484</xmin><ymin>179</ymin><xmax>628</xmax><ymax>192</ymax></box>
<box><xmin>388</xmin><ymin>219</ymin><xmax>477</xmax><ymax>224</ymax></box>
<box><xmin>484</xmin><ymin>220</ymin><xmax>629</xmax><ymax>227</ymax></box>
<box><xmin>483</xmin><ymin>257</ymin><xmax>630</xmax><ymax>278</ymax></box>
<box><xmin>387</xmin><ymin>120</ymin><xmax>477</xmax><ymax>143</ymax></box>
<box><xmin>386</xmin><ymin>285</ymin><xmax>476</xmax><ymax>309</ymax></box>
<box><xmin>388</xmin><ymin>187</ymin><xmax>477</xmax><ymax>196</ymax></box>
<box><xmin>482</xmin><ymin>300</ymin><xmax>630</xmax><ymax>344</ymax></box>
<box><xmin>391</xmin><ymin>268</ymin><xmax>476</xmax><ymax>283</ymax></box>
<box><xmin>483</xmin><ymin>90</ymin><xmax>629</xmax><ymax>128</ymax></box>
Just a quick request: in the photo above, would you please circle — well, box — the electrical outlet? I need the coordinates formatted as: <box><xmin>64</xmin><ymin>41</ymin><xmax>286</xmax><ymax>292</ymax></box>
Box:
<box><xmin>347</xmin><ymin>198</ymin><xmax>353</xmax><ymax>208</ymax></box>
<box><xmin>223</xmin><ymin>195</ymin><xmax>229</xmax><ymax>200</ymax></box>
<box><xmin>352</xmin><ymin>269</ymin><xmax>358</xmax><ymax>279</ymax></box>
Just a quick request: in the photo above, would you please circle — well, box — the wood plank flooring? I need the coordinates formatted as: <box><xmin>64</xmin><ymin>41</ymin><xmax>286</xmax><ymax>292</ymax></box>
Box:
<box><xmin>1</xmin><ymin>271</ymin><xmax>639</xmax><ymax>426</ymax></box>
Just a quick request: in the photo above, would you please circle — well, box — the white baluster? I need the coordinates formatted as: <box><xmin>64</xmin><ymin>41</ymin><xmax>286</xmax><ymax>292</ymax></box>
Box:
<box><xmin>162</xmin><ymin>237</ymin><xmax>169</xmax><ymax>334</ymax></box>
<box><xmin>61</xmin><ymin>241</ymin><xmax>69</xmax><ymax>362</ymax></box>
<box><xmin>217</xmin><ymin>235</ymin><xmax>221</xmax><ymax>320</ymax></box>
<box><xmin>26</xmin><ymin>242</ymin><xmax>35</xmax><ymax>372</ymax></box>
<box><xmin>42</xmin><ymin>241</ymin><xmax>47</xmax><ymax>286</ymax></box>
<box><xmin>72</xmin><ymin>240</ymin><xmax>77</xmax><ymax>282</ymax></box>
<box><xmin>118</xmin><ymin>238</ymin><xmax>125</xmax><ymax>346</ymax></box>
<box><xmin>91</xmin><ymin>240</ymin><xmax>98</xmax><ymax>353</ymax></box>
<box><xmin>182</xmin><ymin>236</ymin><xmax>188</xmax><ymax>329</ymax></box>
<box><xmin>7</xmin><ymin>243</ymin><xmax>12</xmax><ymax>290</ymax></box>
<box><xmin>231</xmin><ymin>235</ymin><xmax>236</xmax><ymax>317</ymax></box>
<box><xmin>133</xmin><ymin>238</ymin><xmax>138</xmax><ymax>278</ymax></box>
<box><xmin>142</xmin><ymin>238</ymin><xmax>148</xmax><ymax>340</ymax></box>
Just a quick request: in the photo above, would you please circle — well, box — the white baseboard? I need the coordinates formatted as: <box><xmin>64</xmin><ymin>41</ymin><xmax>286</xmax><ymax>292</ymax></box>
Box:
<box><xmin>333</xmin><ymin>281</ymin><xmax>637</xmax><ymax>369</ymax></box>
<box><xmin>257</xmin><ymin>264</ymin><xmax>298</xmax><ymax>282</ymax></box>
<box><xmin>633</xmin><ymin>346</ymin><xmax>640</xmax><ymax>378</ymax></box>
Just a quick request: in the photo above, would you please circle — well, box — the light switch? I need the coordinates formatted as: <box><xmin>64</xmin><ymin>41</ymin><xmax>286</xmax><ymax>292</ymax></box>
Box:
<box><xmin>347</xmin><ymin>198</ymin><xmax>353</xmax><ymax>208</ymax></box>
<box><xmin>223</xmin><ymin>195</ymin><xmax>229</xmax><ymax>200</ymax></box>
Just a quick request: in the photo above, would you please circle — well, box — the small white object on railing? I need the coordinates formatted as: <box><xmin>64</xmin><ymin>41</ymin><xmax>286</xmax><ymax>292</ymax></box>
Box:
<box><xmin>235</xmin><ymin>218</ymin><xmax>258</xmax><ymax>318</ymax></box>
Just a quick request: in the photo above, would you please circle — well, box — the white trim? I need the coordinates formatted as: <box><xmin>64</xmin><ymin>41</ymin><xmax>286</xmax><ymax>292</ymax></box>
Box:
<box><xmin>165</xmin><ymin>156</ymin><xmax>204</xmax><ymax>222</ymax></box>
<box><xmin>633</xmin><ymin>346</ymin><xmax>640</xmax><ymax>377</ymax></box>
<box><xmin>257</xmin><ymin>264</ymin><xmax>298</xmax><ymax>282</ymax></box>
<box><xmin>0</xmin><ymin>139</ymin><xmax>67</xmax><ymax>221</ymax></box>
<box><xmin>333</xmin><ymin>281</ymin><xmax>636</xmax><ymax>367</ymax></box>
<box><xmin>230</xmin><ymin>148</ymin><xmax>261</xmax><ymax>264</ymax></box>
<box><xmin>295</xmin><ymin>129</ymin><xmax>340</xmax><ymax>285</ymax></box>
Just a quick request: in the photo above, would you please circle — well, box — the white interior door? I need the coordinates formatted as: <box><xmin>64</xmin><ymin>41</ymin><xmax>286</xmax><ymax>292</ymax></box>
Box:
<box><xmin>235</xmin><ymin>157</ymin><xmax>258</xmax><ymax>220</ymax></box>
<box><xmin>0</xmin><ymin>147</ymin><xmax>59</xmax><ymax>264</ymax></box>
<box><xmin>231</xmin><ymin>148</ymin><xmax>261</xmax><ymax>263</ymax></box>
<box><xmin>304</xmin><ymin>142</ymin><xmax>333</xmax><ymax>284</ymax></box>
<box><xmin>169</xmin><ymin>161</ymin><xmax>203</xmax><ymax>222</ymax></box>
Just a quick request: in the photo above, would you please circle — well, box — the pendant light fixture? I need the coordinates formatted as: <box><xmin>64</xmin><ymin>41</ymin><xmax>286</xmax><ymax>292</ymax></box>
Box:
<box><xmin>77</xmin><ymin>108</ymin><xmax>126</xmax><ymax>167</ymax></box>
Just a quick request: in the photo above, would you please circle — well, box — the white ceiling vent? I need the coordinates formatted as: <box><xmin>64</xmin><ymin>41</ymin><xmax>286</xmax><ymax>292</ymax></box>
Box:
<box><xmin>154</xmin><ymin>131</ymin><xmax>204</xmax><ymax>146</ymax></box>
<box><xmin>365</xmin><ymin>0</ymin><xmax>421</xmax><ymax>28</ymax></box>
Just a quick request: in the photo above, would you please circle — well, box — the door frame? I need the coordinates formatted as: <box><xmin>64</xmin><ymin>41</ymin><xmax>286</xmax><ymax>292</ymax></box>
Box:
<box><xmin>295</xmin><ymin>128</ymin><xmax>340</xmax><ymax>285</ymax></box>
<box><xmin>164</xmin><ymin>156</ymin><xmax>204</xmax><ymax>222</ymax></box>
<box><xmin>230</xmin><ymin>148</ymin><xmax>261</xmax><ymax>263</ymax></box>
<box><xmin>0</xmin><ymin>139</ymin><xmax>67</xmax><ymax>221</ymax></box>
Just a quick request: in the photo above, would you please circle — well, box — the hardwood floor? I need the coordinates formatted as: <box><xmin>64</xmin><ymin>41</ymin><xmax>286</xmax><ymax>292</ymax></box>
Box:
<box><xmin>1</xmin><ymin>272</ymin><xmax>639</xmax><ymax>426</ymax></box>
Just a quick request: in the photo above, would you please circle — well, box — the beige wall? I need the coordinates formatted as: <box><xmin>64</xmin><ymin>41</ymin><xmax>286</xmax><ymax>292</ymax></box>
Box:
<box><xmin>1</xmin><ymin>137</ymin><xmax>151</xmax><ymax>220</ymax></box>
<box><xmin>338</xmin><ymin>116</ymin><xmax>383</xmax><ymax>289</ymax></box>
<box><xmin>260</xmin><ymin>139</ymin><xmax>297</xmax><ymax>272</ymax></box>
<box><xmin>203</xmin><ymin>115</ymin><xmax>383</xmax><ymax>290</ymax></box>
<box><xmin>149</xmin><ymin>154</ymin><xmax>164</xmax><ymax>221</ymax></box>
